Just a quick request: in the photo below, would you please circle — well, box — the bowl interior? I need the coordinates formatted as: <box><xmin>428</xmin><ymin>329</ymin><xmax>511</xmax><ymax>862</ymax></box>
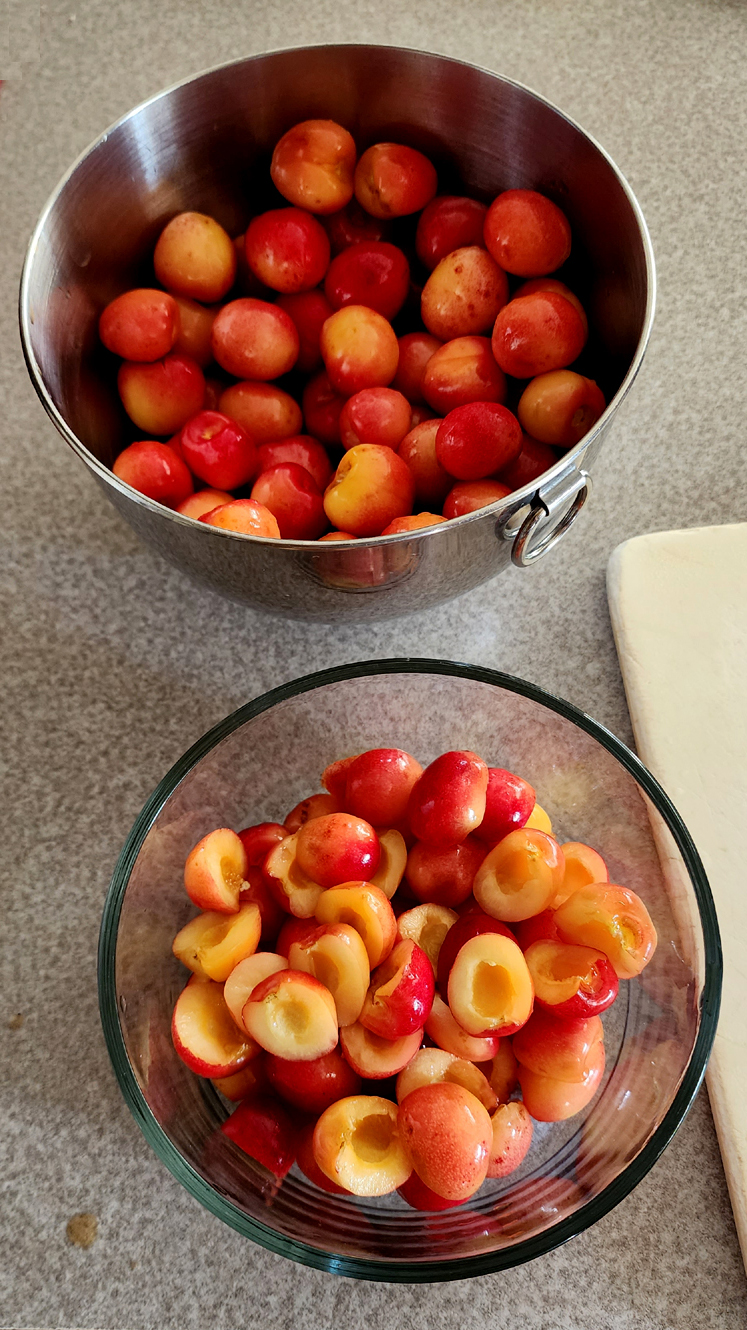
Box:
<box><xmin>101</xmin><ymin>663</ymin><xmax>717</xmax><ymax>1279</ymax></box>
<box><xmin>24</xmin><ymin>45</ymin><xmax>650</xmax><ymax>474</ymax></box>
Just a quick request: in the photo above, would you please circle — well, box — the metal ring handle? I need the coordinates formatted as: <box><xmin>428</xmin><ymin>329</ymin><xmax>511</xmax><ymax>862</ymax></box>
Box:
<box><xmin>511</xmin><ymin>482</ymin><xmax>589</xmax><ymax>567</ymax></box>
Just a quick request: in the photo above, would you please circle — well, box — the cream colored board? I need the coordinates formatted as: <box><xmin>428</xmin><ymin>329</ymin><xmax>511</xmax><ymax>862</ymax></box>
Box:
<box><xmin>607</xmin><ymin>522</ymin><xmax>747</xmax><ymax>1262</ymax></box>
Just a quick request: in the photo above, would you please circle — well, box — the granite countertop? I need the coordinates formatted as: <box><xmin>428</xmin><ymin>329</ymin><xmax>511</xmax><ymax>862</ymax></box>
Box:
<box><xmin>2</xmin><ymin>1</ymin><xmax>747</xmax><ymax>1326</ymax></box>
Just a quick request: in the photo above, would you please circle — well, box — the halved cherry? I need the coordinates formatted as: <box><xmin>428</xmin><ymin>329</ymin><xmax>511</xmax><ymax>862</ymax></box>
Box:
<box><xmin>172</xmin><ymin>978</ymin><xmax>255</xmax><ymax>1077</ymax></box>
<box><xmin>223</xmin><ymin>952</ymin><xmax>287</xmax><ymax>1031</ymax></box>
<box><xmin>241</xmin><ymin>969</ymin><xmax>338</xmax><ymax>1061</ymax></box>
<box><xmin>340</xmin><ymin>1022</ymin><xmax>423</xmax><ymax>1079</ymax></box>
<box><xmin>425</xmin><ymin>993</ymin><xmax>500</xmax><ymax>1063</ymax></box>
<box><xmin>359</xmin><ymin>938</ymin><xmax>434</xmax><ymax>1039</ymax></box>
<box><xmin>525</xmin><ymin>939</ymin><xmax>619</xmax><ymax>1018</ymax></box>
<box><xmin>396</xmin><ymin>1047</ymin><xmax>497</xmax><ymax>1112</ymax></box>
<box><xmin>447</xmin><ymin>932</ymin><xmax>534</xmax><ymax>1037</ymax></box>
<box><xmin>473</xmin><ymin>828</ymin><xmax>565</xmax><ymax>922</ymax></box>
<box><xmin>369</xmin><ymin>830</ymin><xmax>407</xmax><ymax>899</ymax></box>
<box><xmin>183</xmin><ymin>828</ymin><xmax>247</xmax><ymax>913</ymax></box>
<box><xmin>552</xmin><ymin>841</ymin><xmax>610</xmax><ymax>908</ymax></box>
<box><xmin>289</xmin><ymin>922</ymin><xmax>371</xmax><ymax>1026</ymax></box>
<box><xmin>396</xmin><ymin>903</ymin><xmax>458</xmax><ymax>974</ymax></box>
<box><xmin>554</xmin><ymin>883</ymin><xmax>657</xmax><ymax>979</ymax></box>
<box><xmin>172</xmin><ymin>903</ymin><xmax>261</xmax><ymax>981</ymax></box>
<box><xmin>313</xmin><ymin>1095</ymin><xmax>412</xmax><ymax>1195</ymax></box>
<box><xmin>314</xmin><ymin>882</ymin><xmax>397</xmax><ymax>968</ymax></box>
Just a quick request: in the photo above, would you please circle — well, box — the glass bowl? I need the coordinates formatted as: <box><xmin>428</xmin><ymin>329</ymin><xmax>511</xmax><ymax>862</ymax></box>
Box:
<box><xmin>98</xmin><ymin>659</ymin><xmax>720</xmax><ymax>1280</ymax></box>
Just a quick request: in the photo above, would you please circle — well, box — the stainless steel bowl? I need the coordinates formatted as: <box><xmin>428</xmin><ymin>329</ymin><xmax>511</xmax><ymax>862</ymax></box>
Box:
<box><xmin>20</xmin><ymin>45</ymin><xmax>655</xmax><ymax>622</ymax></box>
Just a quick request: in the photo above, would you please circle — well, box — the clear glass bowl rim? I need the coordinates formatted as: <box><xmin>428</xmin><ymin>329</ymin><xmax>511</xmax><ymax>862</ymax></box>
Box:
<box><xmin>98</xmin><ymin>657</ymin><xmax>721</xmax><ymax>1283</ymax></box>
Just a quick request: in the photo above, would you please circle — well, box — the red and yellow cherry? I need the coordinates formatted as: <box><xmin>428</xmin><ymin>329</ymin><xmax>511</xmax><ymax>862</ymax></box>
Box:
<box><xmin>553</xmin><ymin>883</ymin><xmax>657</xmax><ymax>979</ymax></box>
<box><xmin>320</xmin><ymin>305</ymin><xmax>399</xmax><ymax>395</ymax></box>
<box><xmin>442</xmin><ymin>480</ymin><xmax>512</xmax><ymax>519</ymax></box>
<box><xmin>172</xmin><ymin>902</ymin><xmax>261</xmax><ymax>982</ymax></box>
<box><xmin>201</xmin><ymin>499</ymin><xmax>281</xmax><ymax>538</ymax></box>
<box><xmin>177</xmin><ymin>488</ymin><xmax>232</xmax><ymax>520</ymax></box>
<box><xmin>398</xmin><ymin>1082</ymin><xmax>492</xmax><ymax>1201</ymax></box>
<box><xmin>223</xmin><ymin>952</ymin><xmax>288</xmax><ymax>1030</ymax></box>
<box><xmin>395</xmin><ymin>903</ymin><xmax>459</xmax><ymax>974</ymax></box>
<box><xmin>315</xmin><ymin>883</ymin><xmax>397</xmax><ymax>969</ymax></box>
<box><xmin>343</xmin><ymin>748</ymin><xmax>423</xmax><ymax>826</ymax></box>
<box><xmin>219</xmin><ymin>381</ymin><xmax>302</xmax><ymax>444</ymax></box>
<box><xmin>396</xmin><ymin>1047</ymin><xmax>496</xmax><ymax>1113</ymax></box>
<box><xmin>241</xmin><ymin>968</ymin><xmax>338</xmax><ymax>1060</ymax></box>
<box><xmin>99</xmin><ymin>288</ymin><xmax>178</xmax><ymax>362</ymax></box>
<box><xmin>416</xmin><ymin>195</ymin><xmax>489</xmax><ymax>271</ymax></box>
<box><xmin>487</xmin><ymin>1101</ymin><xmax>533</xmax><ymax>1177</ymax></box>
<box><xmin>314</xmin><ymin>1095</ymin><xmax>412</xmax><ymax>1195</ymax></box>
<box><xmin>324</xmin><ymin>240</ymin><xmax>410</xmax><ymax>320</ymax></box>
<box><xmin>271</xmin><ymin>119</ymin><xmax>357</xmax><ymax>214</ymax></box>
<box><xmin>211</xmin><ymin>298</ymin><xmax>299</xmax><ymax>379</ymax></box>
<box><xmin>518</xmin><ymin>370</ymin><xmax>605</xmax><ymax>446</ymax></box>
<box><xmin>113</xmin><ymin>440</ymin><xmax>193</xmax><ymax>507</ymax></box>
<box><xmin>118</xmin><ymin>353</ymin><xmax>205</xmax><ymax>435</ymax></box>
<box><xmin>180</xmin><ymin>409</ymin><xmax>258</xmax><ymax>490</ymax></box>
<box><xmin>296</xmin><ymin>812</ymin><xmax>380</xmax><ymax>888</ymax></box>
<box><xmin>422</xmin><ymin>335</ymin><xmax>506</xmax><ymax>414</ymax></box>
<box><xmin>381</xmin><ymin>514</ymin><xmax>446</xmax><ymax>535</ymax></box>
<box><xmin>244</xmin><ymin>207</ymin><xmax>330</xmax><ymax>293</ymax></box>
<box><xmin>324</xmin><ymin>444</ymin><xmax>415</xmax><ymax>537</ymax></box>
<box><xmin>154</xmin><ymin>211</ymin><xmax>237</xmax><ymax>302</ymax></box>
<box><xmin>483</xmin><ymin>190</ymin><xmax>572</xmax><ymax>277</ymax></box>
<box><xmin>405</xmin><ymin>835</ymin><xmax>487</xmax><ymax>908</ymax></box>
<box><xmin>340</xmin><ymin>1022</ymin><xmax>423</xmax><ymax>1079</ymax></box>
<box><xmin>183</xmin><ymin>827</ymin><xmax>247</xmax><ymax>913</ymax></box>
<box><xmin>289</xmin><ymin>922</ymin><xmax>371</xmax><ymax>1026</ymax></box>
<box><xmin>425</xmin><ymin>992</ymin><xmax>500</xmax><ymax>1062</ymax></box>
<box><xmin>250</xmin><ymin>463</ymin><xmax>327</xmax><ymax>541</ymax></box>
<box><xmin>407</xmin><ymin>750</ymin><xmax>489</xmax><ymax>847</ymax></box>
<box><xmin>266</xmin><ymin>1043</ymin><xmax>362</xmax><ymax>1114</ymax></box>
<box><xmin>553</xmin><ymin>841</ymin><xmax>609</xmax><ymax>908</ymax></box>
<box><xmin>436</xmin><ymin>402</ymin><xmax>522</xmax><ymax>480</ymax></box>
<box><xmin>512</xmin><ymin>1008</ymin><xmax>603</xmax><ymax>1082</ymax></box>
<box><xmin>172</xmin><ymin>978</ymin><xmax>255</xmax><ymax>1077</ymax></box>
<box><xmin>354</xmin><ymin>143</ymin><xmax>437</xmax><ymax>219</ymax></box>
<box><xmin>339</xmin><ymin>386</ymin><xmax>412</xmax><ymax>452</ymax></box>
<box><xmin>397</xmin><ymin>420</ymin><xmax>452</xmax><ymax>509</ymax></box>
<box><xmin>421</xmin><ymin>246</ymin><xmax>508</xmax><ymax>340</ymax></box>
<box><xmin>492</xmin><ymin>291</ymin><xmax>587</xmax><ymax>379</ymax></box>
<box><xmin>518</xmin><ymin>1040</ymin><xmax>605</xmax><ymax>1122</ymax></box>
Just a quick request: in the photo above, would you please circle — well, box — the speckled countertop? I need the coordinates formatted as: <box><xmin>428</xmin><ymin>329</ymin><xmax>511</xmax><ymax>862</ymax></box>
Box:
<box><xmin>2</xmin><ymin>1</ymin><xmax>747</xmax><ymax>1327</ymax></box>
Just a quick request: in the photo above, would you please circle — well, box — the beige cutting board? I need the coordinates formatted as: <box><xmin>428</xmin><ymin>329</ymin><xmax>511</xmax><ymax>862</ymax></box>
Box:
<box><xmin>607</xmin><ymin>522</ymin><xmax>747</xmax><ymax>1260</ymax></box>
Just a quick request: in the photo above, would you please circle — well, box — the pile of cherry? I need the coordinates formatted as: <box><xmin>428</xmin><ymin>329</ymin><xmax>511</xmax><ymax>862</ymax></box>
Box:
<box><xmin>102</xmin><ymin>118</ymin><xmax>606</xmax><ymax>541</ymax></box>
<box><xmin>170</xmin><ymin>747</ymin><xmax>657</xmax><ymax>1207</ymax></box>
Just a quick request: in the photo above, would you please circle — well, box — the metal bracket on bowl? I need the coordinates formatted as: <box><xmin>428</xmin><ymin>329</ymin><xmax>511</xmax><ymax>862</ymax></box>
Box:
<box><xmin>511</xmin><ymin>469</ymin><xmax>592</xmax><ymax>567</ymax></box>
